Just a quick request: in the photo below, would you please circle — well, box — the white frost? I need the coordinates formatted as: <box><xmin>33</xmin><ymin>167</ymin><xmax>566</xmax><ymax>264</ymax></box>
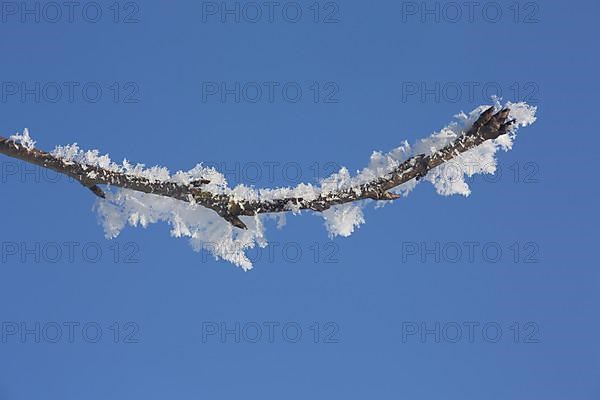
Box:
<box><xmin>94</xmin><ymin>190</ymin><xmax>267</xmax><ymax>271</ymax></box>
<box><xmin>9</xmin><ymin>128</ymin><xmax>36</xmax><ymax>150</ymax></box>
<box><xmin>13</xmin><ymin>102</ymin><xmax>536</xmax><ymax>269</ymax></box>
<box><xmin>322</xmin><ymin>204</ymin><xmax>366</xmax><ymax>238</ymax></box>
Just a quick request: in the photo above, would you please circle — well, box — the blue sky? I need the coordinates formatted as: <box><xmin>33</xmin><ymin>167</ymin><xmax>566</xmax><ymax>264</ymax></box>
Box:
<box><xmin>1</xmin><ymin>0</ymin><xmax>598</xmax><ymax>398</ymax></box>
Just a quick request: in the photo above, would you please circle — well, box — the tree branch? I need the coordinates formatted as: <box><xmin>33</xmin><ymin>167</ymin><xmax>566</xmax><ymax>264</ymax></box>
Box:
<box><xmin>0</xmin><ymin>107</ymin><xmax>514</xmax><ymax>230</ymax></box>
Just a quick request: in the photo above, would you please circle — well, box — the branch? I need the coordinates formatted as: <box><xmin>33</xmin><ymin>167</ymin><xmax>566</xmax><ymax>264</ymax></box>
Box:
<box><xmin>0</xmin><ymin>107</ymin><xmax>514</xmax><ymax>230</ymax></box>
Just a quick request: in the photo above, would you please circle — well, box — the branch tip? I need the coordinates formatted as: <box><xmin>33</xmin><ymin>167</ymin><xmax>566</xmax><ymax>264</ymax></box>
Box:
<box><xmin>88</xmin><ymin>185</ymin><xmax>106</xmax><ymax>199</ymax></box>
<box><xmin>223</xmin><ymin>215</ymin><xmax>248</xmax><ymax>230</ymax></box>
<box><xmin>190</xmin><ymin>179</ymin><xmax>210</xmax><ymax>186</ymax></box>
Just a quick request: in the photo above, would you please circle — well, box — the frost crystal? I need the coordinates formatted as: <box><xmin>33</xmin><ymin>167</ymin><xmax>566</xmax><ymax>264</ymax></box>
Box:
<box><xmin>9</xmin><ymin>128</ymin><xmax>36</xmax><ymax>150</ymax></box>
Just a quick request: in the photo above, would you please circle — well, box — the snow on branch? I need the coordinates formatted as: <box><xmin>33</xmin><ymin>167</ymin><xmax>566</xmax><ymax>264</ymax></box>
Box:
<box><xmin>0</xmin><ymin>102</ymin><xmax>536</xmax><ymax>269</ymax></box>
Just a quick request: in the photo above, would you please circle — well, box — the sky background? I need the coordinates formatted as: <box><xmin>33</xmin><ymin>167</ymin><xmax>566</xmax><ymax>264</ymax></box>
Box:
<box><xmin>1</xmin><ymin>0</ymin><xmax>599</xmax><ymax>399</ymax></box>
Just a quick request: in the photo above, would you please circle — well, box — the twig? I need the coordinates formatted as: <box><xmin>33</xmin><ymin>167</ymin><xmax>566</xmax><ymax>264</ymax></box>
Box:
<box><xmin>0</xmin><ymin>107</ymin><xmax>514</xmax><ymax>229</ymax></box>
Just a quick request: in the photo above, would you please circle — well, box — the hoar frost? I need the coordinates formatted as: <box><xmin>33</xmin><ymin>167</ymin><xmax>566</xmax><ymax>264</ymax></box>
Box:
<box><xmin>9</xmin><ymin>128</ymin><xmax>36</xmax><ymax>151</ymax></box>
<box><xmin>14</xmin><ymin>102</ymin><xmax>537</xmax><ymax>270</ymax></box>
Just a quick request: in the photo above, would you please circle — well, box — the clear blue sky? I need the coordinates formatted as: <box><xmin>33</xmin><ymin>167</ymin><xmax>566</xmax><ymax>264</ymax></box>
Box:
<box><xmin>1</xmin><ymin>1</ymin><xmax>598</xmax><ymax>398</ymax></box>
